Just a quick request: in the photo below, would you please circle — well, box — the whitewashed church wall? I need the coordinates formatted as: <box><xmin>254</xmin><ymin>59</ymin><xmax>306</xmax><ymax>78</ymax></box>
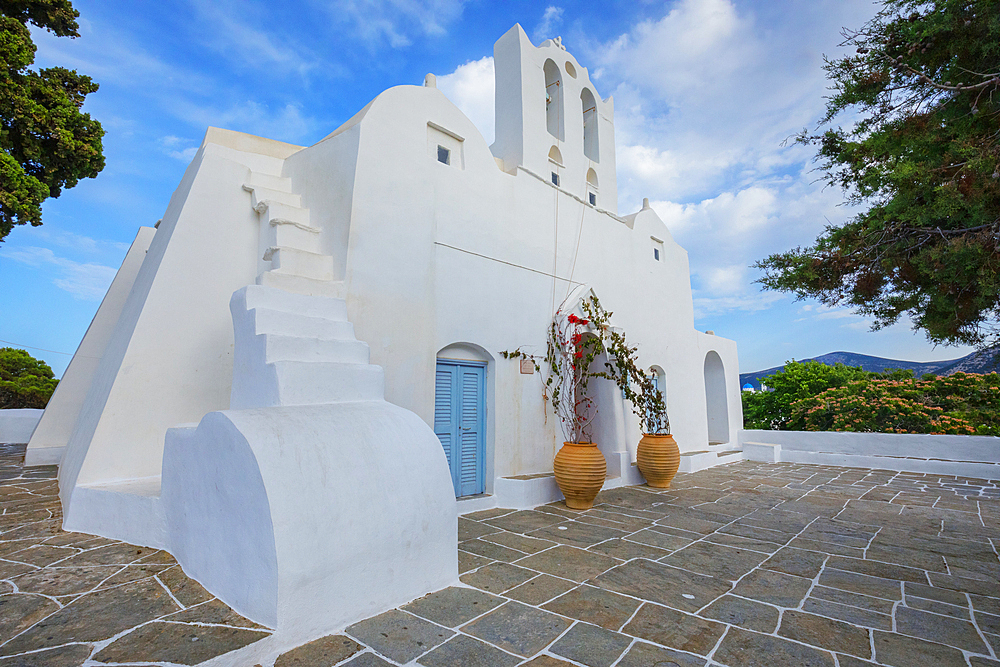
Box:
<box><xmin>61</xmin><ymin>142</ymin><xmax>268</xmax><ymax>495</ymax></box>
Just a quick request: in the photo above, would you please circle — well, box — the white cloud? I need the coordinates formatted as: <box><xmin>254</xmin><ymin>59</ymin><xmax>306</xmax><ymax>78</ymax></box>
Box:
<box><xmin>186</xmin><ymin>2</ymin><xmax>318</xmax><ymax>77</ymax></box>
<box><xmin>437</xmin><ymin>56</ymin><xmax>495</xmax><ymax>144</ymax></box>
<box><xmin>816</xmin><ymin>307</ymin><xmax>865</xmax><ymax>321</ymax></box>
<box><xmin>4</xmin><ymin>247</ymin><xmax>116</xmax><ymax>301</ymax></box>
<box><xmin>647</xmin><ymin>173</ymin><xmax>849</xmax><ymax>316</ymax></box>
<box><xmin>321</xmin><ymin>0</ymin><xmax>466</xmax><ymax>48</ymax></box>
<box><xmin>27</xmin><ymin>229</ymin><xmax>130</xmax><ymax>256</ymax></box>
<box><xmin>160</xmin><ymin>136</ymin><xmax>199</xmax><ymax>162</ymax></box>
<box><xmin>533</xmin><ymin>6</ymin><xmax>565</xmax><ymax>43</ymax></box>
<box><xmin>30</xmin><ymin>22</ymin><xmax>214</xmax><ymax>97</ymax></box>
<box><xmin>693</xmin><ymin>292</ymin><xmax>784</xmax><ymax>319</ymax></box>
<box><xmin>170</xmin><ymin>100</ymin><xmax>314</xmax><ymax>145</ymax></box>
<box><xmin>584</xmin><ymin>0</ymin><xmax>873</xmax><ymax>206</ymax></box>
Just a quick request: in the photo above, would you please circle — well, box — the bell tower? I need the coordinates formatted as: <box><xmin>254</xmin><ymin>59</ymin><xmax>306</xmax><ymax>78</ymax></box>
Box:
<box><xmin>491</xmin><ymin>24</ymin><xmax>618</xmax><ymax>214</ymax></box>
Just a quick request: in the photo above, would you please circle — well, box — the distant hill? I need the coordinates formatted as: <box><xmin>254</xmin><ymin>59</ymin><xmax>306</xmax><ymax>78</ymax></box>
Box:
<box><xmin>740</xmin><ymin>349</ymin><xmax>1000</xmax><ymax>390</ymax></box>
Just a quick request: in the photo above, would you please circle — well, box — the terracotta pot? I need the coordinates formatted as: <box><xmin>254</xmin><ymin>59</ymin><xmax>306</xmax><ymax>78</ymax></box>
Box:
<box><xmin>554</xmin><ymin>441</ymin><xmax>607</xmax><ymax>510</ymax></box>
<box><xmin>637</xmin><ymin>434</ymin><xmax>680</xmax><ymax>489</ymax></box>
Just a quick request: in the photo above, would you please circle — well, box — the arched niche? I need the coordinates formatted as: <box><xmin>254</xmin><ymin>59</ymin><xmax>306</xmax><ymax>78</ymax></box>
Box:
<box><xmin>704</xmin><ymin>351</ymin><xmax>729</xmax><ymax>445</ymax></box>
<box><xmin>586</xmin><ymin>168</ymin><xmax>598</xmax><ymax>188</ymax></box>
<box><xmin>649</xmin><ymin>365</ymin><xmax>666</xmax><ymax>393</ymax></box>
<box><xmin>581</xmin><ymin>87</ymin><xmax>599</xmax><ymax>162</ymax></box>
<box><xmin>548</xmin><ymin>145</ymin><xmax>564</xmax><ymax>165</ymax></box>
<box><xmin>544</xmin><ymin>59</ymin><xmax>564</xmax><ymax>141</ymax></box>
<box><xmin>646</xmin><ymin>365</ymin><xmax>667</xmax><ymax>432</ymax></box>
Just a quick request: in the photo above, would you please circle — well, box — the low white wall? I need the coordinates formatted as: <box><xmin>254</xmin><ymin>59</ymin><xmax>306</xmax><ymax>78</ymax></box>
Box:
<box><xmin>740</xmin><ymin>429</ymin><xmax>1000</xmax><ymax>480</ymax></box>
<box><xmin>0</xmin><ymin>409</ymin><xmax>43</xmax><ymax>445</ymax></box>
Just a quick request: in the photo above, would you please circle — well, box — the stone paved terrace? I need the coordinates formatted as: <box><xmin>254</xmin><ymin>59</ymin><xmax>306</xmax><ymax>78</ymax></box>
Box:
<box><xmin>0</xmin><ymin>443</ymin><xmax>998</xmax><ymax>666</ymax></box>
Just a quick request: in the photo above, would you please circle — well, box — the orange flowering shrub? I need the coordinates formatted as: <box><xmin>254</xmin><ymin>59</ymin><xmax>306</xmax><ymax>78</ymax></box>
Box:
<box><xmin>789</xmin><ymin>372</ymin><xmax>1000</xmax><ymax>435</ymax></box>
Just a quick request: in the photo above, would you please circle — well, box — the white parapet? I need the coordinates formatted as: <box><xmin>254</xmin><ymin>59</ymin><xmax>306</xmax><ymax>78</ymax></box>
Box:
<box><xmin>739</xmin><ymin>430</ymin><xmax>1000</xmax><ymax>479</ymax></box>
<box><xmin>0</xmin><ymin>409</ymin><xmax>44</xmax><ymax>446</ymax></box>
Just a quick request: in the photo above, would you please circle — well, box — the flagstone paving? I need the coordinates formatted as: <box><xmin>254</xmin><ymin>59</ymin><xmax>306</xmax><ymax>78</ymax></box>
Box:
<box><xmin>0</xmin><ymin>440</ymin><xmax>997</xmax><ymax>666</ymax></box>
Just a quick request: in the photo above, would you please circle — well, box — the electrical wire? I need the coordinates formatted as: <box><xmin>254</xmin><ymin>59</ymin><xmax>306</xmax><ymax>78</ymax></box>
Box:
<box><xmin>0</xmin><ymin>339</ymin><xmax>73</xmax><ymax>355</ymax></box>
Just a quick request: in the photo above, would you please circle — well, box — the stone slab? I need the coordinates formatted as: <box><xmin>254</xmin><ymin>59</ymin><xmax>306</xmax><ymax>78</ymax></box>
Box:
<box><xmin>549</xmin><ymin>622</ymin><xmax>631</xmax><ymax>667</ymax></box>
<box><xmin>346</xmin><ymin>610</ymin><xmax>452</xmax><ymax>664</ymax></box>
<box><xmin>622</xmin><ymin>603</ymin><xmax>725</xmax><ymax>655</ymax></box>
<box><xmin>461</xmin><ymin>601</ymin><xmax>571</xmax><ymax>657</ymax></box>
<box><xmin>713</xmin><ymin>626</ymin><xmax>836</xmax><ymax>667</ymax></box>
<box><xmin>541</xmin><ymin>585</ymin><xmax>641</xmax><ymax>631</ymax></box>
<box><xmin>402</xmin><ymin>587</ymin><xmax>505</xmax><ymax>628</ymax></box>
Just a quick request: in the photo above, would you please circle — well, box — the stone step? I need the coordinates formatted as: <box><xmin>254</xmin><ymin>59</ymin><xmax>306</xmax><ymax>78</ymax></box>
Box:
<box><xmin>266</xmin><ymin>219</ymin><xmax>321</xmax><ymax>255</ymax></box>
<box><xmin>716</xmin><ymin>449</ymin><xmax>744</xmax><ymax>462</ymax></box>
<box><xmin>257</xmin><ymin>200</ymin><xmax>310</xmax><ymax>227</ymax></box>
<box><xmin>241</xmin><ymin>284</ymin><xmax>348</xmax><ymax>320</ymax></box>
<box><xmin>269</xmin><ymin>361</ymin><xmax>384</xmax><ymax>405</ymax></box>
<box><xmin>265</xmin><ymin>247</ymin><xmax>334</xmax><ymax>282</ymax></box>
<box><xmin>244</xmin><ymin>184</ymin><xmax>301</xmax><ymax>208</ymax></box>
<box><xmin>256</xmin><ymin>272</ymin><xmax>344</xmax><ymax>298</ymax></box>
<box><xmin>678</xmin><ymin>450</ymin><xmax>717</xmax><ymax>473</ymax></box>
<box><xmin>251</xmin><ymin>308</ymin><xmax>356</xmax><ymax>340</ymax></box>
<box><xmin>245</xmin><ymin>171</ymin><xmax>292</xmax><ymax>193</ymax></box>
<box><xmin>263</xmin><ymin>334</ymin><xmax>369</xmax><ymax>365</ymax></box>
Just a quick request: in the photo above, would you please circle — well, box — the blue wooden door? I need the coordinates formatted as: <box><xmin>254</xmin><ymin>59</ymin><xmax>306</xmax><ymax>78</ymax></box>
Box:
<box><xmin>434</xmin><ymin>361</ymin><xmax>486</xmax><ymax>497</ymax></box>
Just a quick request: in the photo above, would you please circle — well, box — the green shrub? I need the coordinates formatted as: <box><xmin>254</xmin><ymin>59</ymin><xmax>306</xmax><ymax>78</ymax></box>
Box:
<box><xmin>0</xmin><ymin>348</ymin><xmax>58</xmax><ymax>409</ymax></box>
<box><xmin>741</xmin><ymin>360</ymin><xmax>871</xmax><ymax>430</ymax></box>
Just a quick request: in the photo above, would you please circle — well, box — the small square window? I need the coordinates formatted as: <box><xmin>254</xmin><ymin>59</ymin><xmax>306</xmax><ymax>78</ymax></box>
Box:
<box><xmin>588</xmin><ymin>192</ymin><xmax>597</xmax><ymax>206</ymax></box>
<box><xmin>551</xmin><ymin>172</ymin><xmax>560</xmax><ymax>186</ymax></box>
<box><xmin>653</xmin><ymin>248</ymin><xmax>660</xmax><ymax>261</ymax></box>
<box><xmin>437</xmin><ymin>145</ymin><xmax>450</xmax><ymax>165</ymax></box>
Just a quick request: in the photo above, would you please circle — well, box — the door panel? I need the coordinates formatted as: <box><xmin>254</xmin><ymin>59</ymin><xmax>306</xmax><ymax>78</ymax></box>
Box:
<box><xmin>434</xmin><ymin>361</ymin><xmax>485</xmax><ymax>497</ymax></box>
<box><xmin>433</xmin><ymin>366</ymin><xmax>454</xmax><ymax>470</ymax></box>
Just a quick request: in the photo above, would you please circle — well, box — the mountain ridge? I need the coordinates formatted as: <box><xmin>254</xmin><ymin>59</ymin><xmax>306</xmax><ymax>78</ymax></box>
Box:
<box><xmin>740</xmin><ymin>349</ymin><xmax>1000</xmax><ymax>390</ymax></box>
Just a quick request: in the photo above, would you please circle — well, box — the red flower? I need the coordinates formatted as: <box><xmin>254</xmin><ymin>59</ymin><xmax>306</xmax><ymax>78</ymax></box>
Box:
<box><xmin>567</xmin><ymin>314</ymin><xmax>581</xmax><ymax>324</ymax></box>
<box><xmin>574</xmin><ymin>351</ymin><xmax>583</xmax><ymax>359</ymax></box>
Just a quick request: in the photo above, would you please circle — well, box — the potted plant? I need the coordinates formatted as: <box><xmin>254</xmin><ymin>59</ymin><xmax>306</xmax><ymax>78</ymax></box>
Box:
<box><xmin>601</xmin><ymin>325</ymin><xmax>680</xmax><ymax>489</ymax></box>
<box><xmin>632</xmin><ymin>370</ymin><xmax>679</xmax><ymax>488</ymax></box>
<box><xmin>503</xmin><ymin>295</ymin><xmax>618</xmax><ymax>509</ymax></box>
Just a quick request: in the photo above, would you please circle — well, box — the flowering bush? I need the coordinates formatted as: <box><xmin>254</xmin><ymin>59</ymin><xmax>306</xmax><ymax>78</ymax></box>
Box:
<box><xmin>503</xmin><ymin>294</ymin><xmax>668</xmax><ymax>442</ymax></box>
<box><xmin>788</xmin><ymin>372</ymin><xmax>1000</xmax><ymax>435</ymax></box>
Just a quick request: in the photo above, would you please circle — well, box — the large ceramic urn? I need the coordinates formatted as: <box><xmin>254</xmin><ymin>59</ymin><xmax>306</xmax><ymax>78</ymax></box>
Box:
<box><xmin>554</xmin><ymin>442</ymin><xmax>607</xmax><ymax>510</ymax></box>
<box><xmin>636</xmin><ymin>434</ymin><xmax>680</xmax><ymax>488</ymax></box>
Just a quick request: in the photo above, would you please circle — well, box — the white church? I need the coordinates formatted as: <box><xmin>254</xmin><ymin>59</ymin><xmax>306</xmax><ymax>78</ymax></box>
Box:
<box><xmin>25</xmin><ymin>25</ymin><xmax>743</xmax><ymax>656</ymax></box>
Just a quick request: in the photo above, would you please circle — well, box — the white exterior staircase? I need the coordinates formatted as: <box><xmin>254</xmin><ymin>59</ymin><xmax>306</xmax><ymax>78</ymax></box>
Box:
<box><xmin>231</xmin><ymin>169</ymin><xmax>381</xmax><ymax>410</ymax></box>
<box><xmin>243</xmin><ymin>171</ymin><xmax>342</xmax><ymax>298</ymax></box>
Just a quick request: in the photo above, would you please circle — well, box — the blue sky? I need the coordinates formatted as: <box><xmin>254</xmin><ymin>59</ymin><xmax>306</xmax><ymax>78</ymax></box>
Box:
<box><xmin>0</xmin><ymin>0</ymin><xmax>976</xmax><ymax>377</ymax></box>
